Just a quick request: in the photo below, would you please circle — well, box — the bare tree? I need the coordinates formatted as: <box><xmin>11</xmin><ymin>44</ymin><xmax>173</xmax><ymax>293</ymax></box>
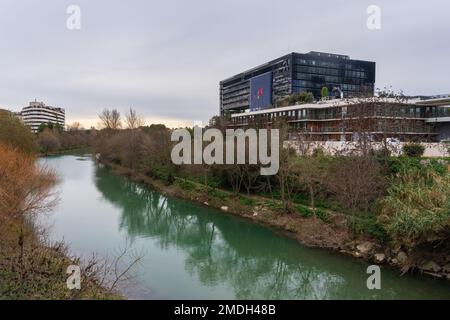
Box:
<box><xmin>0</xmin><ymin>143</ymin><xmax>58</xmax><ymax>285</ymax></box>
<box><xmin>82</xmin><ymin>241</ymin><xmax>144</xmax><ymax>294</ymax></box>
<box><xmin>325</xmin><ymin>156</ymin><xmax>385</xmax><ymax>215</ymax></box>
<box><xmin>0</xmin><ymin>144</ymin><xmax>57</xmax><ymax>222</ymax></box>
<box><xmin>226</xmin><ymin>165</ymin><xmax>244</xmax><ymax>195</ymax></box>
<box><xmin>241</xmin><ymin>164</ymin><xmax>260</xmax><ymax>196</ymax></box>
<box><xmin>99</xmin><ymin>109</ymin><xmax>122</xmax><ymax>130</ymax></box>
<box><xmin>67</xmin><ymin>122</ymin><xmax>83</xmax><ymax>131</ymax></box>
<box><xmin>277</xmin><ymin>149</ymin><xmax>296</xmax><ymax>213</ymax></box>
<box><xmin>291</xmin><ymin>154</ymin><xmax>326</xmax><ymax>216</ymax></box>
<box><xmin>37</xmin><ymin>129</ymin><xmax>61</xmax><ymax>155</ymax></box>
<box><xmin>125</xmin><ymin>108</ymin><xmax>145</xmax><ymax>129</ymax></box>
<box><xmin>99</xmin><ymin>109</ymin><xmax>112</xmax><ymax>129</ymax></box>
<box><xmin>288</xmin><ymin>130</ymin><xmax>315</xmax><ymax>156</ymax></box>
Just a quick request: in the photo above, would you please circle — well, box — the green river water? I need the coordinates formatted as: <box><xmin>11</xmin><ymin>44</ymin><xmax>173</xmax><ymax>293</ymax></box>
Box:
<box><xmin>41</xmin><ymin>154</ymin><xmax>450</xmax><ymax>299</ymax></box>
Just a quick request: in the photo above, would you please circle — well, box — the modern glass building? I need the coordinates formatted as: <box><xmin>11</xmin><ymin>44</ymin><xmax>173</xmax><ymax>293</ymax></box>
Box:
<box><xmin>220</xmin><ymin>51</ymin><xmax>376</xmax><ymax>115</ymax></box>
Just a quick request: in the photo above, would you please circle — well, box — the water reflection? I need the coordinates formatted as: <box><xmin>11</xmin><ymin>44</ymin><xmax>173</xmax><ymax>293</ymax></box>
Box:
<box><xmin>92</xmin><ymin>165</ymin><xmax>450</xmax><ymax>299</ymax></box>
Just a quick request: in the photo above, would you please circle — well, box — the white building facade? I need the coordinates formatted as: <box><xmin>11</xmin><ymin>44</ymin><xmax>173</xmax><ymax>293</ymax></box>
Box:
<box><xmin>18</xmin><ymin>101</ymin><xmax>65</xmax><ymax>133</ymax></box>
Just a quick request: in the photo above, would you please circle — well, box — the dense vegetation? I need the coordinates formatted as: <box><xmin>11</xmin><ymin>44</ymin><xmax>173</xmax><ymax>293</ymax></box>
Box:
<box><xmin>0</xmin><ymin>112</ymin><xmax>119</xmax><ymax>299</ymax></box>
<box><xmin>379</xmin><ymin>160</ymin><xmax>450</xmax><ymax>247</ymax></box>
<box><xmin>402</xmin><ymin>143</ymin><xmax>426</xmax><ymax>157</ymax></box>
<box><xmin>6</xmin><ymin>105</ymin><xmax>448</xmax><ymax>257</ymax></box>
<box><xmin>0</xmin><ymin>110</ymin><xmax>37</xmax><ymax>154</ymax></box>
<box><xmin>2</xmin><ymin>106</ymin><xmax>450</xmax><ymax>289</ymax></box>
<box><xmin>90</xmin><ymin>109</ymin><xmax>450</xmax><ymax>257</ymax></box>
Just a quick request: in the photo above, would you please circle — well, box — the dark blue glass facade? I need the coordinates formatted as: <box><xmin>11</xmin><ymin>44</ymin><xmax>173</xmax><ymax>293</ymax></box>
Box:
<box><xmin>292</xmin><ymin>52</ymin><xmax>375</xmax><ymax>99</ymax></box>
<box><xmin>220</xmin><ymin>51</ymin><xmax>376</xmax><ymax>115</ymax></box>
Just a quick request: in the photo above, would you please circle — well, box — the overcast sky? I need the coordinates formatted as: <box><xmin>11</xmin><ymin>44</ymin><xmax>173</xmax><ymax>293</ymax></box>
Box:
<box><xmin>0</xmin><ymin>0</ymin><xmax>449</xmax><ymax>128</ymax></box>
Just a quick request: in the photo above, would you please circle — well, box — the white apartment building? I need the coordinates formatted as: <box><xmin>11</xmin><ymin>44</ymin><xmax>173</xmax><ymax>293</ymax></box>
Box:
<box><xmin>18</xmin><ymin>101</ymin><xmax>65</xmax><ymax>133</ymax></box>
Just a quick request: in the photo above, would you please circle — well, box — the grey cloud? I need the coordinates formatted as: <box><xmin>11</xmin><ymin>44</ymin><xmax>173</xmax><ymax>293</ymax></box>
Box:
<box><xmin>0</xmin><ymin>0</ymin><xmax>449</xmax><ymax>126</ymax></box>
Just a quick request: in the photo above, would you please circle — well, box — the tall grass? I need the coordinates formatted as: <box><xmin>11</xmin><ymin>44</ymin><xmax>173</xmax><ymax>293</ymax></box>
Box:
<box><xmin>379</xmin><ymin>167</ymin><xmax>450</xmax><ymax>247</ymax></box>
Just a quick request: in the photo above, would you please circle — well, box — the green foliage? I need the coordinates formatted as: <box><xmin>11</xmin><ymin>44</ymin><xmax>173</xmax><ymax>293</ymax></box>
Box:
<box><xmin>315</xmin><ymin>208</ymin><xmax>330</xmax><ymax>223</ymax></box>
<box><xmin>378</xmin><ymin>167</ymin><xmax>450</xmax><ymax>247</ymax></box>
<box><xmin>291</xmin><ymin>91</ymin><xmax>314</xmax><ymax>104</ymax></box>
<box><xmin>402</xmin><ymin>143</ymin><xmax>425</xmax><ymax>157</ymax></box>
<box><xmin>141</xmin><ymin>124</ymin><xmax>167</xmax><ymax>134</ymax></box>
<box><xmin>205</xmin><ymin>176</ymin><xmax>221</xmax><ymax>189</ymax></box>
<box><xmin>175</xmin><ymin>177</ymin><xmax>195</xmax><ymax>190</ymax></box>
<box><xmin>312</xmin><ymin>147</ymin><xmax>325</xmax><ymax>157</ymax></box>
<box><xmin>0</xmin><ymin>110</ymin><xmax>36</xmax><ymax>154</ymax></box>
<box><xmin>261</xmin><ymin>184</ymin><xmax>331</xmax><ymax>210</ymax></box>
<box><xmin>321</xmin><ymin>86</ymin><xmax>329</xmax><ymax>98</ymax></box>
<box><xmin>289</xmin><ymin>192</ymin><xmax>311</xmax><ymax>206</ymax></box>
<box><xmin>295</xmin><ymin>204</ymin><xmax>313</xmax><ymax>217</ymax></box>
<box><xmin>430</xmin><ymin>159</ymin><xmax>448</xmax><ymax>175</ymax></box>
<box><xmin>370</xmin><ymin>147</ymin><xmax>391</xmax><ymax>161</ymax></box>
<box><xmin>277</xmin><ymin>92</ymin><xmax>314</xmax><ymax>107</ymax></box>
<box><xmin>174</xmin><ymin>177</ymin><xmax>203</xmax><ymax>191</ymax></box>
<box><xmin>349</xmin><ymin>216</ymin><xmax>389</xmax><ymax>242</ymax></box>
<box><xmin>388</xmin><ymin>156</ymin><xmax>421</xmax><ymax>174</ymax></box>
<box><xmin>210</xmin><ymin>189</ymin><xmax>228</xmax><ymax>200</ymax></box>
<box><xmin>388</xmin><ymin>156</ymin><xmax>446</xmax><ymax>176</ymax></box>
<box><xmin>38</xmin><ymin>122</ymin><xmax>64</xmax><ymax>133</ymax></box>
<box><xmin>295</xmin><ymin>204</ymin><xmax>329</xmax><ymax>222</ymax></box>
<box><xmin>152</xmin><ymin>165</ymin><xmax>174</xmax><ymax>184</ymax></box>
<box><xmin>265</xmin><ymin>200</ymin><xmax>284</xmax><ymax>211</ymax></box>
<box><xmin>239</xmin><ymin>196</ymin><xmax>255</xmax><ymax>207</ymax></box>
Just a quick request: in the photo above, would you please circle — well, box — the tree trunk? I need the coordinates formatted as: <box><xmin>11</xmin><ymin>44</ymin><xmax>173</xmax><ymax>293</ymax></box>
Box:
<box><xmin>309</xmin><ymin>184</ymin><xmax>315</xmax><ymax>216</ymax></box>
<box><xmin>204</xmin><ymin>169</ymin><xmax>209</xmax><ymax>200</ymax></box>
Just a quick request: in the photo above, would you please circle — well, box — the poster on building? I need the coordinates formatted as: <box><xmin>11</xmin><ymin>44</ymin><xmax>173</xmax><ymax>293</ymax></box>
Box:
<box><xmin>250</xmin><ymin>72</ymin><xmax>272</xmax><ymax>111</ymax></box>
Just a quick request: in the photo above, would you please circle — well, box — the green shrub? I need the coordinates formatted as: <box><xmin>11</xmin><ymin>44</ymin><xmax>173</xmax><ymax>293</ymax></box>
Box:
<box><xmin>0</xmin><ymin>110</ymin><xmax>37</xmax><ymax>154</ymax></box>
<box><xmin>167</xmin><ymin>172</ymin><xmax>175</xmax><ymax>184</ymax></box>
<box><xmin>315</xmin><ymin>208</ymin><xmax>330</xmax><ymax>223</ymax></box>
<box><xmin>349</xmin><ymin>216</ymin><xmax>389</xmax><ymax>242</ymax></box>
<box><xmin>288</xmin><ymin>192</ymin><xmax>308</xmax><ymax>205</ymax></box>
<box><xmin>210</xmin><ymin>189</ymin><xmax>228</xmax><ymax>200</ymax></box>
<box><xmin>312</xmin><ymin>147</ymin><xmax>325</xmax><ymax>157</ymax></box>
<box><xmin>239</xmin><ymin>196</ymin><xmax>255</xmax><ymax>206</ymax></box>
<box><xmin>174</xmin><ymin>177</ymin><xmax>196</xmax><ymax>191</ymax></box>
<box><xmin>321</xmin><ymin>86</ymin><xmax>329</xmax><ymax>99</ymax></box>
<box><xmin>265</xmin><ymin>200</ymin><xmax>284</xmax><ymax>211</ymax></box>
<box><xmin>379</xmin><ymin>168</ymin><xmax>450</xmax><ymax>247</ymax></box>
<box><xmin>388</xmin><ymin>156</ymin><xmax>421</xmax><ymax>175</ymax></box>
<box><xmin>277</xmin><ymin>92</ymin><xmax>313</xmax><ymax>107</ymax></box>
<box><xmin>295</xmin><ymin>204</ymin><xmax>330</xmax><ymax>222</ymax></box>
<box><xmin>428</xmin><ymin>159</ymin><xmax>447</xmax><ymax>175</ymax></box>
<box><xmin>296</xmin><ymin>204</ymin><xmax>313</xmax><ymax>218</ymax></box>
<box><xmin>152</xmin><ymin>166</ymin><xmax>174</xmax><ymax>184</ymax></box>
<box><xmin>402</xmin><ymin>143</ymin><xmax>425</xmax><ymax>157</ymax></box>
<box><xmin>388</xmin><ymin>157</ymin><xmax>447</xmax><ymax>177</ymax></box>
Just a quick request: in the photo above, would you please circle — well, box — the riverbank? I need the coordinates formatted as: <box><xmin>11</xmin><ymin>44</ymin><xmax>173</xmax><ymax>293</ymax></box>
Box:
<box><xmin>0</xmin><ymin>203</ymin><xmax>122</xmax><ymax>299</ymax></box>
<box><xmin>0</xmin><ymin>142</ymin><xmax>121</xmax><ymax>299</ymax></box>
<box><xmin>39</xmin><ymin>146</ymin><xmax>90</xmax><ymax>157</ymax></box>
<box><xmin>101</xmin><ymin>160</ymin><xmax>450</xmax><ymax>282</ymax></box>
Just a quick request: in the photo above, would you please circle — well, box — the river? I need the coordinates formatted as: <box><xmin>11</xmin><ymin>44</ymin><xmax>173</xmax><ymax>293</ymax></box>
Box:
<box><xmin>40</xmin><ymin>154</ymin><xmax>450</xmax><ymax>299</ymax></box>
